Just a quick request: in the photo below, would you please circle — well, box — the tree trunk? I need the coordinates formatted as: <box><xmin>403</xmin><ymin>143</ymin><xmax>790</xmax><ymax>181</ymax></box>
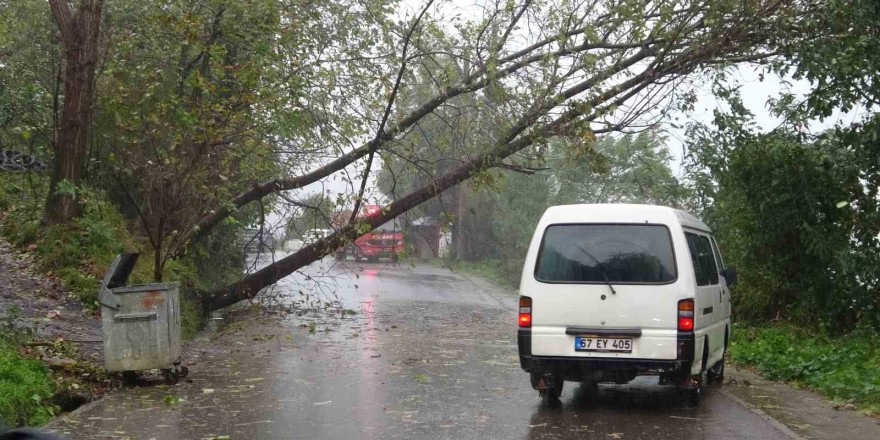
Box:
<box><xmin>46</xmin><ymin>0</ymin><xmax>104</xmax><ymax>224</ymax></box>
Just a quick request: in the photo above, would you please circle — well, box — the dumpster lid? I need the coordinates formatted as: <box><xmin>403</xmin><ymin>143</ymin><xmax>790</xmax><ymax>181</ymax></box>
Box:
<box><xmin>98</xmin><ymin>253</ymin><xmax>139</xmax><ymax>309</ymax></box>
<box><xmin>103</xmin><ymin>253</ymin><xmax>139</xmax><ymax>289</ymax></box>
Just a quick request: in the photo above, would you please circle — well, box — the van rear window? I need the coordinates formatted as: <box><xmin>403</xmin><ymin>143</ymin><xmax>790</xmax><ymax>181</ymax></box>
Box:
<box><xmin>535</xmin><ymin>224</ymin><xmax>676</xmax><ymax>284</ymax></box>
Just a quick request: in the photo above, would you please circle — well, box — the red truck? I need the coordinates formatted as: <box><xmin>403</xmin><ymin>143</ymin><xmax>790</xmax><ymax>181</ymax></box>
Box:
<box><xmin>335</xmin><ymin>205</ymin><xmax>404</xmax><ymax>262</ymax></box>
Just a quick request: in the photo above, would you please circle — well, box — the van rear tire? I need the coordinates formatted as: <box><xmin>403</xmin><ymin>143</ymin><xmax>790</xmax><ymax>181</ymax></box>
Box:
<box><xmin>683</xmin><ymin>341</ymin><xmax>709</xmax><ymax>405</ymax></box>
<box><xmin>708</xmin><ymin>345</ymin><xmax>726</xmax><ymax>386</ymax></box>
<box><xmin>531</xmin><ymin>372</ymin><xmax>564</xmax><ymax>401</ymax></box>
<box><xmin>538</xmin><ymin>380</ymin><xmax>565</xmax><ymax>402</ymax></box>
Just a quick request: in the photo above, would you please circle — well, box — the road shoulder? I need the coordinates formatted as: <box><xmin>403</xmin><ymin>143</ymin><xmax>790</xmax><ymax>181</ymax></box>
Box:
<box><xmin>723</xmin><ymin>365</ymin><xmax>880</xmax><ymax>439</ymax></box>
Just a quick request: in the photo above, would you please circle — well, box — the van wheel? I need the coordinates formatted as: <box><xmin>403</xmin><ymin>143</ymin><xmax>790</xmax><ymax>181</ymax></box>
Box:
<box><xmin>708</xmin><ymin>345</ymin><xmax>727</xmax><ymax>386</ymax></box>
<box><xmin>539</xmin><ymin>385</ymin><xmax>563</xmax><ymax>401</ymax></box>
<box><xmin>682</xmin><ymin>371</ymin><xmax>706</xmax><ymax>405</ymax></box>
<box><xmin>684</xmin><ymin>343</ymin><xmax>709</xmax><ymax>405</ymax></box>
<box><xmin>708</xmin><ymin>360</ymin><xmax>725</xmax><ymax>386</ymax></box>
<box><xmin>531</xmin><ymin>373</ymin><xmax>564</xmax><ymax>401</ymax></box>
<box><xmin>684</xmin><ymin>383</ymin><xmax>702</xmax><ymax>405</ymax></box>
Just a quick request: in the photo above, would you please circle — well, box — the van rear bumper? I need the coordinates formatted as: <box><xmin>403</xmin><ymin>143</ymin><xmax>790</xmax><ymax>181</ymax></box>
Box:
<box><xmin>520</xmin><ymin>355</ymin><xmax>690</xmax><ymax>374</ymax></box>
<box><xmin>518</xmin><ymin>329</ymin><xmax>695</xmax><ymax>376</ymax></box>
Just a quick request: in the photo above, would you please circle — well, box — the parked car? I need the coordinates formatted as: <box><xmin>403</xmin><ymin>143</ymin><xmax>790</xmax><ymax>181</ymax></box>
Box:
<box><xmin>517</xmin><ymin>204</ymin><xmax>736</xmax><ymax>403</ymax></box>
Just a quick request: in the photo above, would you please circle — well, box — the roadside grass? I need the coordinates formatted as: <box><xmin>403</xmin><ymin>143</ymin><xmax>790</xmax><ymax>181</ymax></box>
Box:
<box><xmin>0</xmin><ymin>337</ymin><xmax>56</xmax><ymax>427</ymax></box>
<box><xmin>439</xmin><ymin>258</ymin><xmax>519</xmax><ymax>291</ymax></box>
<box><xmin>729</xmin><ymin>323</ymin><xmax>880</xmax><ymax>414</ymax></box>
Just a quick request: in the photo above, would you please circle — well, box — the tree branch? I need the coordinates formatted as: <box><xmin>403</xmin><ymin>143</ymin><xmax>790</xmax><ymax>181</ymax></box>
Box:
<box><xmin>182</xmin><ymin>31</ymin><xmax>668</xmax><ymax>249</ymax></box>
<box><xmin>348</xmin><ymin>0</ymin><xmax>436</xmax><ymax>224</ymax></box>
<box><xmin>48</xmin><ymin>0</ymin><xmax>75</xmax><ymax>47</ymax></box>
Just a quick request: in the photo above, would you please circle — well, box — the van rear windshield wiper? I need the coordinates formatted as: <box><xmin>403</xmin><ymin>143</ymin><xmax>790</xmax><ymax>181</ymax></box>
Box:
<box><xmin>574</xmin><ymin>244</ymin><xmax>617</xmax><ymax>295</ymax></box>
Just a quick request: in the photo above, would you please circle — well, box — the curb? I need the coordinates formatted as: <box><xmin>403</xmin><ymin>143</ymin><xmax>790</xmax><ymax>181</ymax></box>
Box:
<box><xmin>456</xmin><ymin>270</ymin><xmax>517</xmax><ymax>312</ymax></box>
<box><xmin>719</xmin><ymin>388</ymin><xmax>808</xmax><ymax>440</ymax></box>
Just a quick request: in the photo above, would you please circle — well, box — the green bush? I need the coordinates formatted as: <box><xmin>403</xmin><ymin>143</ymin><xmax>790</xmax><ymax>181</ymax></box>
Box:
<box><xmin>179</xmin><ymin>293</ymin><xmax>204</xmax><ymax>340</ymax></box>
<box><xmin>729</xmin><ymin>324</ymin><xmax>880</xmax><ymax>411</ymax></box>
<box><xmin>35</xmin><ymin>190</ymin><xmax>131</xmax><ymax>305</ymax></box>
<box><xmin>0</xmin><ymin>174</ymin><xmax>45</xmax><ymax>246</ymax></box>
<box><xmin>0</xmin><ymin>340</ymin><xmax>56</xmax><ymax>426</ymax></box>
<box><xmin>1</xmin><ymin>173</ymin><xmax>244</xmax><ymax>337</ymax></box>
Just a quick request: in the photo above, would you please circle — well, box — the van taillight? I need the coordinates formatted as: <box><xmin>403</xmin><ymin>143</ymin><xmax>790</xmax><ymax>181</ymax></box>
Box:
<box><xmin>519</xmin><ymin>296</ymin><xmax>532</xmax><ymax>328</ymax></box>
<box><xmin>678</xmin><ymin>299</ymin><xmax>694</xmax><ymax>331</ymax></box>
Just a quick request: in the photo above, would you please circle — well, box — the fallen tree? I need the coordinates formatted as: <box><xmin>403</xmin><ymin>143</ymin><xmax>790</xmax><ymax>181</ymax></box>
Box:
<box><xmin>198</xmin><ymin>0</ymin><xmax>801</xmax><ymax>311</ymax></box>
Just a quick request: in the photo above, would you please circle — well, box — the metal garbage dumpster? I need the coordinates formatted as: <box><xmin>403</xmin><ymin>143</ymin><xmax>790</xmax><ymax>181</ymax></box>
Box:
<box><xmin>98</xmin><ymin>253</ymin><xmax>187</xmax><ymax>384</ymax></box>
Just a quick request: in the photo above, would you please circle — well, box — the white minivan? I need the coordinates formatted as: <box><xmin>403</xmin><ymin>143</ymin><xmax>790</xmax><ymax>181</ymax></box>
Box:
<box><xmin>517</xmin><ymin>204</ymin><xmax>736</xmax><ymax>403</ymax></box>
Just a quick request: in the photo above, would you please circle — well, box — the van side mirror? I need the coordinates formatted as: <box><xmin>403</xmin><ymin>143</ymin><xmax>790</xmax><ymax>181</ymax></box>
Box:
<box><xmin>722</xmin><ymin>266</ymin><xmax>737</xmax><ymax>287</ymax></box>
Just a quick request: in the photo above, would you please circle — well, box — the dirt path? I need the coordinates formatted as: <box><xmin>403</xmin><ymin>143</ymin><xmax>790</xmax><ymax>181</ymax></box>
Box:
<box><xmin>0</xmin><ymin>238</ymin><xmax>102</xmax><ymax>359</ymax></box>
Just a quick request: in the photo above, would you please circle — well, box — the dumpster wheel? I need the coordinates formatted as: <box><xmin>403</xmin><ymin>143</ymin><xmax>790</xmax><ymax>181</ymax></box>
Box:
<box><xmin>162</xmin><ymin>369</ymin><xmax>180</xmax><ymax>385</ymax></box>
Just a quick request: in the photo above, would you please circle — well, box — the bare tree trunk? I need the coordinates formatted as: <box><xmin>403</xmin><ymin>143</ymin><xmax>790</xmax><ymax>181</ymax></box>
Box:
<box><xmin>454</xmin><ymin>184</ymin><xmax>467</xmax><ymax>260</ymax></box>
<box><xmin>46</xmin><ymin>0</ymin><xmax>104</xmax><ymax>224</ymax></box>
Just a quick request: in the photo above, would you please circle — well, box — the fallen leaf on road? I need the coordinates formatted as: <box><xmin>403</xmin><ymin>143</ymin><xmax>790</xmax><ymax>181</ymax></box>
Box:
<box><xmin>313</xmin><ymin>401</ymin><xmax>332</xmax><ymax>405</ymax></box>
<box><xmin>202</xmin><ymin>389</ymin><xmax>215</xmax><ymax>394</ymax></box>
<box><xmin>414</xmin><ymin>374</ymin><xmax>431</xmax><ymax>383</ymax></box>
<box><xmin>46</xmin><ymin>309</ymin><xmax>61</xmax><ymax>319</ymax></box>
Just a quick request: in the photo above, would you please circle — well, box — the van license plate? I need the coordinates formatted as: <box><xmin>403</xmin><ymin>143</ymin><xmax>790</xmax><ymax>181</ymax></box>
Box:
<box><xmin>575</xmin><ymin>337</ymin><xmax>632</xmax><ymax>353</ymax></box>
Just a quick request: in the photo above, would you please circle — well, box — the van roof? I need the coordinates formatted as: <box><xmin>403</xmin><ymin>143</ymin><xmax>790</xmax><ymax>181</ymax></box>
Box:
<box><xmin>542</xmin><ymin>203</ymin><xmax>711</xmax><ymax>233</ymax></box>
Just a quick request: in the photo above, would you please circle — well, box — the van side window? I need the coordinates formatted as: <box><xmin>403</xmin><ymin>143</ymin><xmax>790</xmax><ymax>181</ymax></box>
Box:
<box><xmin>698</xmin><ymin>236</ymin><xmax>719</xmax><ymax>285</ymax></box>
<box><xmin>709</xmin><ymin>236</ymin><xmax>725</xmax><ymax>274</ymax></box>
<box><xmin>686</xmin><ymin>233</ymin><xmax>719</xmax><ymax>285</ymax></box>
<box><xmin>685</xmin><ymin>233</ymin><xmax>709</xmax><ymax>286</ymax></box>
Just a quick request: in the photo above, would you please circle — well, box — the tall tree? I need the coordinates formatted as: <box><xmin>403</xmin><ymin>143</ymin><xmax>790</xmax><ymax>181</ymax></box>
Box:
<box><xmin>45</xmin><ymin>0</ymin><xmax>104</xmax><ymax>224</ymax></box>
<box><xmin>679</xmin><ymin>0</ymin><xmax>880</xmax><ymax>332</ymax></box>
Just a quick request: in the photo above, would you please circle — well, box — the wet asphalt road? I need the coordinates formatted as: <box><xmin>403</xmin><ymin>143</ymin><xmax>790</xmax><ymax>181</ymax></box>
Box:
<box><xmin>48</xmin><ymin>257</ymin><xmax>851</xmax><ymax>439</ymax></box>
